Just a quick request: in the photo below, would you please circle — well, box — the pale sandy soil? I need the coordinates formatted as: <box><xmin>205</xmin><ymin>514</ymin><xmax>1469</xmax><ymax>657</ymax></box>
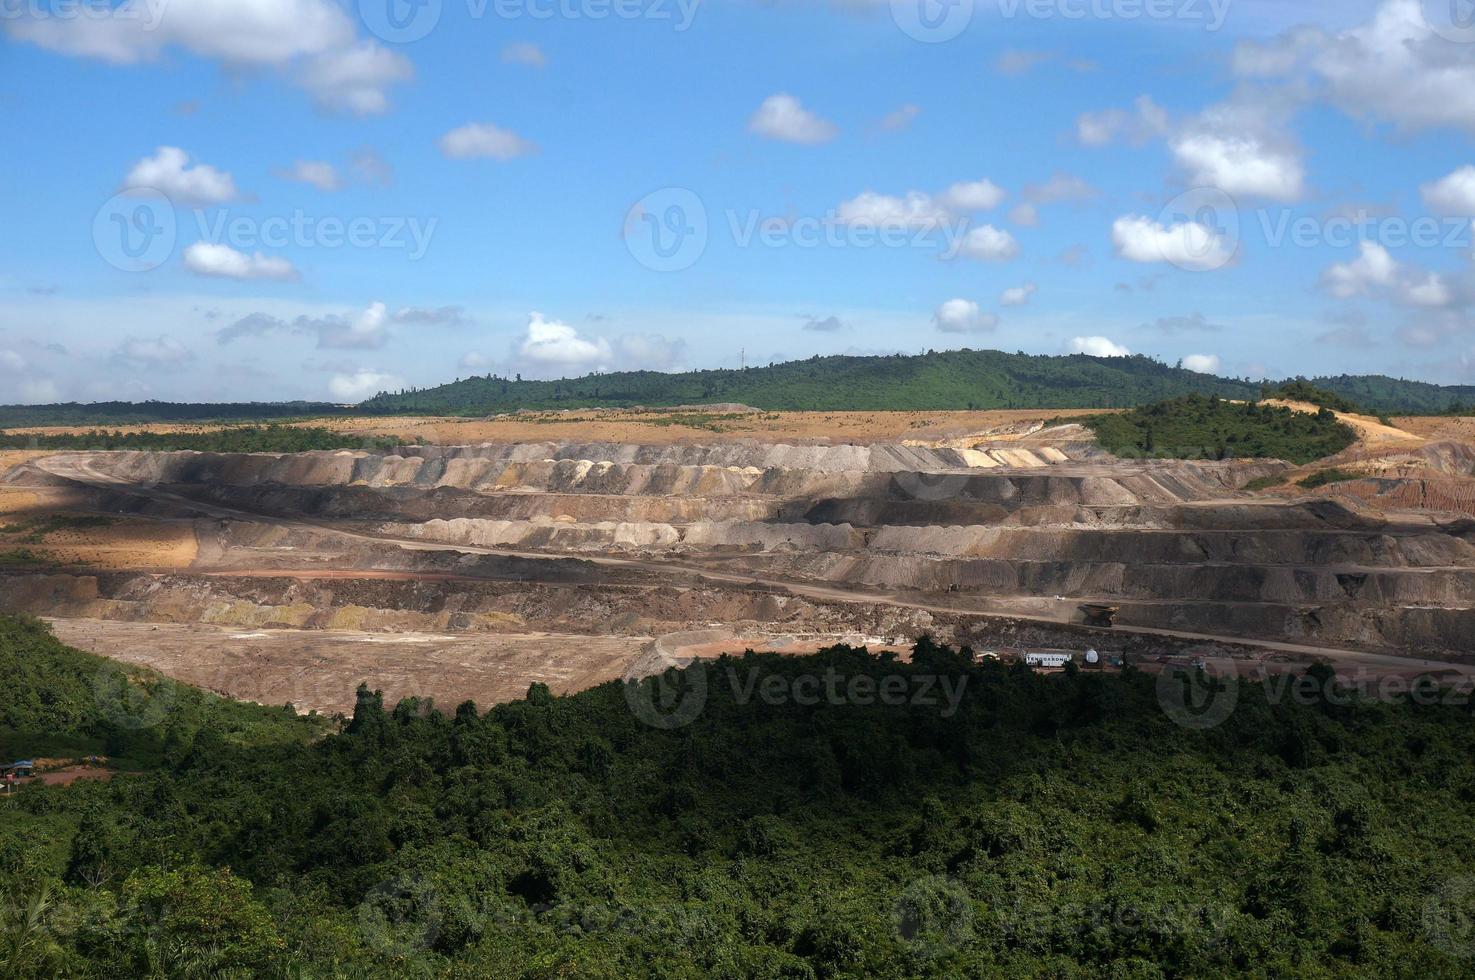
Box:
<box><xmin>6</xmin><ymin>409</ymin><xmax>1111</xmax><ymax>447</ymax></box>
<box><xmin>1395</xmin><ymin>416</ymin><xmax>1475</xmax><ymax>442</ymax></box>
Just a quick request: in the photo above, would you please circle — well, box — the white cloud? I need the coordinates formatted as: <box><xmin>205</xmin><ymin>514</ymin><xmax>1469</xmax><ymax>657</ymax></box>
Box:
<box><xmin>460</xmin><ymin>351</ymin><xmax>493</xmax><ymax>371</ymax></box>
<box><xmin>15</xmin><ymin>379</ymin><xmax>61</xmax><ymax>404</ymax></box>
<box><xmin>938</xmin><ymin>178</ymin><xmax>1006</xmax><ymax>211</ymax></box>
<box><xmin>1008</xmin><ymin>203</ymin><xmax>1039</xmax><ymax>227</ymax></box>
<box><xmin>1312</xmin><ymin>0</ymin><xmax>1475</xmax><ymax>135</ymax></box>
<box><xmin>438</xmin><ymin>122</ymin><xmax>539</xmax><ymax>161</ymax></box>
<box><xmin>1182</xmin><ymin>353</ymin><xmax>1222</xmax><ymax>373</ymax></box>
<box><xmin>613</xmin><ymin>333</ymin><xmax>686</xmax><ymax>372</ymax></box>
<box><xmin>955</xmin><ymin>225</ymin><xmax>1019</xmax><ymax>262</ymax></box>
<box><xmin>0</xmin><ymin>350</ymin><xmax>27</xmax><ymax>373</ymax></box>
<box><xmin>122</xmin><ymin>146</ymin><xmax>238</xmax><ymax>205</ymax></box>
<box><xmin>1000</xmin><ymin>283</ymin><xmax>1037</xmax><ymax>306</ymax></box>
<box><xmin>1071</xmin><ymin>336</ymin><xmax>1131</xmax><ymax>357</ymax></box>
<box><xmin>748</xmin><ymin>94</ymin><xmax>838</xmax><ymax>145</ymax></box>
<box><xmin>316</xmin><ymin>301</ymin><xmax>390</xmax><ymax>349</ymax></box>
<box><xmin>933</xmin><ymin>299</ymin><xmax>997</xmax><ymax>334</ymax></box>
<box><xmin>1422</xmin><ymin>166</ymin><xmax>1475</xmax><ymax>216</ymax></box>
<box><xmin>298</xmin><ymin>41</ymin><xmax>411</xmax><ymax>115</ymax></box>
<box><xmin>111</xmin><ymin>334</ymin><xmax>195</xmax><ymax>369</ymax></box>
<box><xmin>1170</xmin><ymin>130</ymin><xmax>1304</xmax><ymax>202</ymax></box>
<box><xmin>1319</xmin><ymin>243</ymin><xmax>1460</xmax><ymax>308</ymax></box>
<box><xmin>183</xmin><ymin>242</ymin><xmax>299</xmax><ymax>281</ymax></box>
<box><xmin>877</xmin><ymin>104</ymin><xmax>920</xmax><ymax>131</ymax></box>
<box><xmin>501</xmin><ymin>42</ymin><xmax>546</xmax><ymax>68</ymax></box>
<box><xmin>836</xmin><ymin>191</ymin><xmax>950</xmax><ymax>228</ymax></box>
<box><xmin>277</xmin><ymin>159</ymin><xmax>341</xmax><ymax>192</ymax></box>
<box><xmin>7</xmin><ymin>0</ymin><xmax>409</xmax><ymax>114</ymax></box>
<box><xmin>1111</xmin><ymin>215</ymin><xmax>1234</xmax><ymax>271</ymax></box>
<box><xmin>1077</xmin><ymin>95</ymin><xmax>1169</xmax><ymax>146</ymax></box>
<box><xmin>515</xmin><ymin>312</ymin><xmax>612</xmax><ymax>369</ymax></box>
<box><xmin>329</xmin><ymin>369</ymin><xmax>402</xmax><ymax>401</ymax></box>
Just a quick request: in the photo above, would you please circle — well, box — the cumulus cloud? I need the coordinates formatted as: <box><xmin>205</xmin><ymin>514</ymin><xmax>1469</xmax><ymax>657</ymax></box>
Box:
<box><xmin>938</xmin><ymin>178</ymin><xmax>1006</xmax><ymax>211</ymax></box>
<box><xmin>460</xmin><ymin>351</ymin><xmax>493</xmax><ymax>371</ymax></box>
<box><xmin>835</xmin><ymin>191</ymin><xmax>950</xmax><ymax>228</ymax></box>
<box><xmin>1422</xmin><ymin>166</ymin><xmax>1475</xmax><ymax>216</ymax></box>
<box><xmin>329</xmin><ymin>369</ymin><xmax>402</xmax><ymax>401</ymax></box>
<box><xmin>438</xmin><ymin>123</ymin><xmax>539</xmax><ymax>161</ymax></box>
<box><xmin>1111</xmin><ymin>215</ymin><xmax>1235</xmax><ymax>271</ymax></box>
<box><xmin>515</xmin><ymin>312</ymin><xmax>613</xmax><ymax>370</ymax></box>
<box><xmin>314</xmin><ymin>301</ymin><xmax>390</xmax><ymax>349</ymax></box>
<box><xmin>122</xmin><ymin>146</ymin><xmax>238</xmax><ymax>205</ymax></box>
<box><xmin>1000</xmin><ymin>283</ymin><xmax>1037</xmax><ymax>306</ymax></box>
<box><xmin>7</xmin><ymin>0</ymin><xmax>410</xmax><ymax>114</ymax></box>
<box><xmin>0</xmin><ymin>350</ymin><xmax>27</xmax><ymax>373</ymax></box>
<box><xmin>1170</xmin><ymin>129</ymin><xmax>1304</xmax><ymax>202</ymax></box>
<box><xmin>933</xmin><ymin>299</ymin><xmax>998</xmax><ymax>334</ymax></box>
<box><xmin>276</xmin><ymin>159</ymin><xmax>341</xmax><ymax>191</ymax></box>
<box><xmin>1320</xmin><ymin>242</ymin><xmax>1459</xmax><ymax>308</ymax></box>
<box><xmin>110</xmin><ymin>334</ymin><xmax>195</xmax><ymax>369</ymax></box>
<box><xmin>955</xmin><ymin>225</ymin><xmax>1019</xmax><ymax>261</ymax></box>
<box><xmin>1008</xmin><ymin>204</ymin><xmax>1039</xmax><ymax>227</ymax></box>
<box><xmin>1181</xmin><ymin>353</ymin><xmax>1222</xmax><ymax>374</ymax></box>
<box><xmin>501</xmin><ymin>42</ymin><xmax>546</xmax><ymax>68</ymax></box>
<box><xmin>1071</xmin><ymin>336</ymin><xmax>1131</xmax><ymax>357</ymax></box>
<box><xmin>183</xmin><ymin>242</ymin><xmax>299</xmax><ymax>281</ymax></box>
<box><xmin>748</xmin><ymin>94</ymin><xmax>838</xmax><ymax>145</ymax></box>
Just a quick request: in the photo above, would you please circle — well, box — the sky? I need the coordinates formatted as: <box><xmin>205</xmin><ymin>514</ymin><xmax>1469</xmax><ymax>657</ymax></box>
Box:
<box><xmin>4</xmin><ymin>0</ymin><xmax>1475</xmax><ymax>404</ymax></box>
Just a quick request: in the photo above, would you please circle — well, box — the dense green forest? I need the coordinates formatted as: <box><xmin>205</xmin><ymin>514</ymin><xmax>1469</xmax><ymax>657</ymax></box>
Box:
<box><xmin>5</xmin><ymin>354</ymin><xmax>1474</xmax><ymax>424</ymax></box>
<box><xmin>1266</xmin><ymin>381</ymin><xmax>1366</xmax><ymax>415</ymax></box>
<box><xmin>358</xmin><ymin>351</ymin><xmax>1265</xmax><ymax>414</ymax></box>
<box><xmin>0</xmin><ymin>426</ymin><xmax>407</xmax><ymax>454</ymax></box>
<box><xmin>1083</xmin><ymin>395</ymin><xmax>1357</xmax><ymax>465</ymax></box>
<box><xmin>4</xmin><ymin>614</ymin><xmax>1475</xmax><ymax>976</ymax></box>
<box><xmin>0</xmin><ymin>401</ymin><xmax>341</xmax><ymax>429</ymax></box>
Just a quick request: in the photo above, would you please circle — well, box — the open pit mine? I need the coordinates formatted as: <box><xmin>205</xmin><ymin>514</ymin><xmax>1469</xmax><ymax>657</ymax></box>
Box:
<box><xmin>2</xmin><ymin>418</ymin><xmax>1473</xmax><ymax>715</ymax></box>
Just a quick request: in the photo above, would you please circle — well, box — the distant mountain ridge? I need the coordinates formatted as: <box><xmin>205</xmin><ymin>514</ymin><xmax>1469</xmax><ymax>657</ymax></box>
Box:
<box><xmin>2</xmin><ymin>352</ymin><xmax>1473</xmax><ymax>426</ymax></box>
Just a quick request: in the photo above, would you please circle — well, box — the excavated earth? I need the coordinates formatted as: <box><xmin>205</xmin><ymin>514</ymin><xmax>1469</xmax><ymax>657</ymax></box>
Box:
<box><xmin>3</xmin><ymin>425</ymin><xmax>1474</xmax><ymax>712</ymax></box>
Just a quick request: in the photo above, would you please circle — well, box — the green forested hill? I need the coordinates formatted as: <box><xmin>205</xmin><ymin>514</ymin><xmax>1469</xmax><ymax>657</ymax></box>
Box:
<box><xmin>1308</xmin><ymin>375</ymin><xmax>1475</xmax><ymax>414</ymax></box>
<box><xmin>358</xmin><ymin>351</ymin><xmax>1264</xmax><ymax>414</ymax></box>
<box><xmin>5</xmin><ymin>616</ymin><xmax>1475</xmax><ymax>976</ymax></box>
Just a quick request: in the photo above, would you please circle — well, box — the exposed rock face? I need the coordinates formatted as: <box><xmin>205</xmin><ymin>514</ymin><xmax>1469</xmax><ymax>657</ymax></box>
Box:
<box><xmin>7</xmin><ymin>440</ymin><xmax>1474</xmax><ymax>657</ymax></box>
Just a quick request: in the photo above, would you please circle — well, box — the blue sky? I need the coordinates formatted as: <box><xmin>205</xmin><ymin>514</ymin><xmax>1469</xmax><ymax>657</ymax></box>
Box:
<box><xmin>3</xmin><ymin>0</ymin><xmax>1475</xmax><ymax>403</ymax></box>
